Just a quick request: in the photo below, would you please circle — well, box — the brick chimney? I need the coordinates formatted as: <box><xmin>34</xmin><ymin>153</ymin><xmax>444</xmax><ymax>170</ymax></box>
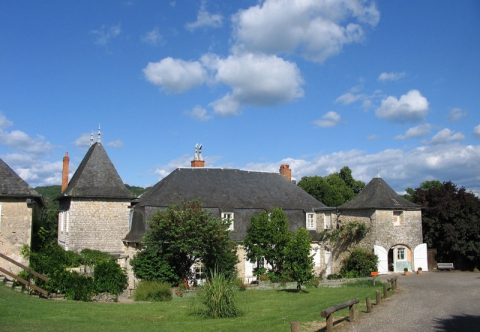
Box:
<box><xmin>279</xmin><ymin>164</ymin><xmax>291</xmax><ymax>181</ymax></box>
<box><xmin>191</xmin><ymin>144</ymin><xmax>205</xmax><ymax>168</ymax></box>
<box><xmin>61</xmin><ymin>152</ymin><xmax>70</xmax><ymax>192</ymax></box>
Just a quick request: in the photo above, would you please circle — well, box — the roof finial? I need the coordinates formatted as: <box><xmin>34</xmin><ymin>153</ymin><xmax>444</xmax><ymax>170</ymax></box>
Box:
<box><xmin>97</xmin><ymin>124</ymin><xmax>101</xmax><ymax>144</ymax></box>
<box><xmin>90</xmin><ymin>131</ymin><xmax>94</xmax><ymax>146</ymax></box>
<box><xmin>194</xmin><ymin>143</ymin><xmax>203</xmax><ymax>161</ymax></box>
<box><xmin>376</xmin><ymin>169</ymin><xmax>381</xmax><ymax>178</ymax></box>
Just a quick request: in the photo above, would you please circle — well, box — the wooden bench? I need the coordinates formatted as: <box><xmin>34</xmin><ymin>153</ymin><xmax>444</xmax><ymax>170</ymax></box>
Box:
<box><xmin>321</xmin><ymin>298</ymin><xmax>359</xmax><ymax>332</ymax></box>
<box><xmin>437</xmin><ymin>263</ymin><xmax>454</xmax><ymax>271</ymax></box>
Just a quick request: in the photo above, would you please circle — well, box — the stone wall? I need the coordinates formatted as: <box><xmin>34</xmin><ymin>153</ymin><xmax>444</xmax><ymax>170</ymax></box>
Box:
<box><xmin>58</xmin><ymin>198</ymin><xmax>131</xmax><ymax>254</ymax></box>
<box><xmin>0</xmin><ymin>199</ymin><xmax>35</xmax><ymax>274</ymax></box>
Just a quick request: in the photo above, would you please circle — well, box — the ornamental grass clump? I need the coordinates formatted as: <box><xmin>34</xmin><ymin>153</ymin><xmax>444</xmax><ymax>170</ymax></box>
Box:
<box><xmin>199</xmin><ymin>269</ymin><xmax>240</xmax><ymax>318</ymax></box>
<box><xmin>134</xmin><ymin>280</ymin><xmax>172</xmax><ymax>302</ymax></box>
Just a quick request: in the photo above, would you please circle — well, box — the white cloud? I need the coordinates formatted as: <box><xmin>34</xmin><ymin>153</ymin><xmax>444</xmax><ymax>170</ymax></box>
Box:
<box><xmin>367</xmin><ymin>134</ymin><xmax>380</xmax><ymax>140</ymax></box>
<box><xmin>431</xmin><ymin>128</ymin><xmax>466</xmax><ymax>144</ymax></box>
<box><xmin>378</xmin><ymin>72</ymin><xmax>405</xmax><ymax>82</ymax></box>
<box><xmin>106</xmin><ymin>139</ymin><xmax>123</xmax><ymax>148</ymax></box>
<box><xmin>395</xmin><ymin>124</ymin><xmax>432</xmax><ymax>140</ymax></box>
<box><xmin>243</xmin><ymin>143</ymin><xmax>480</xmax><ymax>195</ymax></box>
<box><xmin>154</xmin><ymin>154</ymin><xmax>196</xmax><ymax>178</ymax></box>
<box><xmin>313</xmin><ymin>111</ymin><xmax>341</xmax><ymax>128</ymax></box>
<box><xmin>0</xmin><ymin>112</ymin><xmax>13</xmax><ymax>128</ymax></box>
<box><xmin>185</xmin><ymin>2</ymin><xmax>223</xmax><ymax>31</ymax></box>
<box><xmin>232</xmin><ymin>0</ymin><xmax>379</xmax><ymax>63</ymax></box>
<box><xmin>91</xmin><ymin>23</ymin><xmax>121</xmax><ymax>45</ymax></box>
<box><xmin>448</xmin><ymin>107</ymin><xmax>467</xmax><ymax>122</ymax></box>
<box><xmin>474</xmin><ymin>125</ymin><xmax>480</xmax><ymax>138</ymax></box>
<box><xmin>143</xmin><ymin>57</ymin><xmax>208</xmax><ymax>93</ymax></box>
<box><xmin>141</xmin><ymin>28</ymin><xmax>162</xmax><ymax>46</ymax></box>
<box><xmin>376</xmin><ymin>90</ymin><xmax>429</xmax><ymax>123</ymax></box>
<box><xmin>208</xmin><ymin>53</ymin><xmax>304</xmax><ymax>116</ymax></box>
<box><xmin>73</xmin><ymin>133</ymin><xmax>92</xmax><ymax>148</ymax></box>
<box><xmin>335</xmin><ymin>92</ymin><xmax>364</xmax><ymax>105</ymax></box>
<box><xmin>1</xmin><ymin>153</ymin><xmax>64</xmax><ymax>186</ymax></box>
<box><xmin>186</xmin><ymin>106</ymin><xmax>212</xmax><ymax>121</ymax></box>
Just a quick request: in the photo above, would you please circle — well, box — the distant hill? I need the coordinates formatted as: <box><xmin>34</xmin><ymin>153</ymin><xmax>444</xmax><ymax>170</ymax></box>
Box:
<box><xmin>34</xmin><ymin>184</ymin><xmax>148</xmax><ymax>202</ymax></box>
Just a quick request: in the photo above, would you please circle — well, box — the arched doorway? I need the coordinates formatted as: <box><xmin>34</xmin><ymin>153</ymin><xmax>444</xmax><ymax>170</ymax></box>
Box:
<box><xmin>388</xmin><ymin>245</ymin><xmax>412</xmax><ymax>272</ymax></box>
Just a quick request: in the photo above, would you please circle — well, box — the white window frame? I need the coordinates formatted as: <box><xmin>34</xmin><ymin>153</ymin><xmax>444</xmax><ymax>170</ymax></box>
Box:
<box><xmin>393</xmin><ymin>211</ymin><xmax>402</xmax><ymax>226</ymax></box>
<box><xmin>324</xmin><ymin>213</ymin><xmax>332</xmax><ymax>229</ymax></box>
<box><xmin>306</xmin><ymin>213</ymin><xmax>315</xmax><ymax>230</ymax></box>
<box><xmin>222</xmin><ymin>212</ymin><xmax>234</xmax><ymax>231</ymax></box>
<box><xmin>60</xmin><ymin>211</ymin><xmax>65</xmax><ymax>232</ymax></box>
<box><xmin>397</xmin><ymin>247</ymin><xmax>406</xmax><ymax>261</ymax></box>
<box><xmin>65</xmin><ymin>211</ymin><xmax>70</xmax><ymax>233</ymax></box>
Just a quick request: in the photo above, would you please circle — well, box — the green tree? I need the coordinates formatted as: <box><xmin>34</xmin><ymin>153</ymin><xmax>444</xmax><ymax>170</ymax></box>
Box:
<box><xmin>412</xmin><ymin>181</ymin><xmax>480</xmax><ymax>269</ymax></box>
<box><xmin>131</xmin><ymin>200</ymin><xmax>238</xmax><ymax>285</ymax></box>
<box><xmin>404</xmin><ymin>180</ymin><xmax>442</xmax><ymax>201</ymax></box>
<box><xmin>298</xmin><ymin>167</ymin><xmax>364</xmax><ymax>206</ymax></box>
<box><xmin>283</xmin><ymin>228</ymin><xmax>314</xmax><ymax>290</ymax></box>
<box><xmin>243</xmin><ymin>207</ymin><xmax>291</xmax><ymax>276</ymax></box>
<box><xmin>339</xmin><ymin>248</ymin><xmax>378</xmax><ymax>278</ymax></box>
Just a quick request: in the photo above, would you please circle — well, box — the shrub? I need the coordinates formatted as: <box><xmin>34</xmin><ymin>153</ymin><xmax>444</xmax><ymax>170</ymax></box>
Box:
<box><xmin>340</xmin><ymin>248</ymin><xmax>379</xmax><ymax>278</ymax></box>
<box><xmin>199</xmin><ymin>269</ymin><xmax>240</xmax><ymax>318</ymax></box>
<box><xmin>327</xmin><ymin>274</ymin><xmax>342</xmax><ymax>280</ymax></box>
<box><xmin>134</xmin><ymin>280</ymin><xmax>172</xmax><ymax>302</ymax></box>
<box><xmin>94</xmin><ymin>260</ymin><xmax>128</xmax><ymax>295</ymax></box>
<box><xmin>47</xmin><ymin>270</ymin><xmax>94</xmax><ymax>301</ymax></box>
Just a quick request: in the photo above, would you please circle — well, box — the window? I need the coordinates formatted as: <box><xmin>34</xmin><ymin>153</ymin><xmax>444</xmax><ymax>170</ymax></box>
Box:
<box><xmin>393</xmin><ymin>211</ymin><xmax>402</xmax><ymax>226</ymax></box>
<box><xmin>306</xmin><ymin>213</ymin><xmax>315</xmax><ymax>229</ymax></box>
<box><xmin>222</xmin><ymin>212</ymin><xmax>234</xmax><ymax>231</ymax></box>
<box><xmin>129</xmin><ymin>209</ymin><xmax>134</xmax><ymax>231</ymax></box>
<box><xmin>324</xmin><ymin>213</ymin><xmax>332</xmax><ymax>229</ymax></box>
<box><xmin>397</xmin><ymin>247</ymin><xmax>405</xmax><ymax>260</ymax></box>
<box><xmin>65</xmin><ymin>211</ymin><xmax>70</xmax><ymax>233</ymax></box>
<box><xmin>60</xmin><ymin>211</ymin><xmax>65</xmax><ymax>232</ymax></box>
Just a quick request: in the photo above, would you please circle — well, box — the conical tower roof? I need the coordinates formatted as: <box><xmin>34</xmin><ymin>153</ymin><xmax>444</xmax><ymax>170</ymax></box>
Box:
<box><xmin>61</xmin><ymin>143</ymin><xmax>134</xmax><ymax>199</ymax></box>
<box><xmin>338</xmin><ymin>177</ymin><xmax>420</xmax><ymax>210</ymax></box>
<box><xmin>0</xmin><ymin>158</ymin><xmax>42</xmax><ymax>198</ymax></box>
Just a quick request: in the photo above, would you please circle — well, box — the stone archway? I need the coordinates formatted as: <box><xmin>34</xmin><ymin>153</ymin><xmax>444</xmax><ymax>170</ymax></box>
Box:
<box><xmin>388</xmin><ymin>244</ymin><xmax>412</xmax><ymax>272</ymax></box>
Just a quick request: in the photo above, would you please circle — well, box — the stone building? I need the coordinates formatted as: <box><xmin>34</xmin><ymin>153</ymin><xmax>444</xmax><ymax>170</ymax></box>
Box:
<box><xmin>333</xmin><ymin>175</ymin><xmax>427</xmax><ymax>274</ymax></box>
<box><xmin>123</xmin><ymin>157</ymin><xmax>333</xmax><ymax>284</ymax></box>
<box><xmin>56</xmin><ymin>141</ymin><xmax>135</xmax><ymax>255</ymax></box>
<box><xmin>0</xmin><ymin>158</ymin><xmax>44</xmax><ymax>274</ymax></box>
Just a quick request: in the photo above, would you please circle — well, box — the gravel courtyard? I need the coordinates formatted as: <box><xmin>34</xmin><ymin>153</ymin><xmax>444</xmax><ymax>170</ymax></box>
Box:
<box><xmin>337</xmin><ymin>271</ymin><xmax>480</xmax><ymax>332</ymax></box>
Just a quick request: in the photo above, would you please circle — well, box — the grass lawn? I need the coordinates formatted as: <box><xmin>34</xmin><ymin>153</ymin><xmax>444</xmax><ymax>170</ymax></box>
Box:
<box><xmin>1</xmin><ymin>282</ymin><xmax>387</xmax><ymax>331</ymax></box>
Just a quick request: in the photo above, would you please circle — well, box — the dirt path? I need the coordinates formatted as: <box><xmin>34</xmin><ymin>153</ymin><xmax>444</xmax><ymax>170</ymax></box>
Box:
<box><xmin>337</xmin><ymin>271</ymin><xmax>480</xmax><ymax>332</ymax></box>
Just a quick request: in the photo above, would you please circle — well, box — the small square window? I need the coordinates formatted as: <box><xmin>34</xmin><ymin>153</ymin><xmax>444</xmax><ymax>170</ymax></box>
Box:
<box><xmin>306</xmin><ymin>213</ymin><xmax>315</xmax><ymax>230</ymax></box>
<box><xmin>222</xmin><ymin>212</ymin><xmax>234</xmax><ymax>230</ymax></box>
<box><xmin>393</xmin><ymin>211</ymin><xmax>402</xmax><ymax>226</ymax></box>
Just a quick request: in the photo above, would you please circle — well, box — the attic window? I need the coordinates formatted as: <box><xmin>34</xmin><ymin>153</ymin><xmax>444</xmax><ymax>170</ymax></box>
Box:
<box><xmin>391</xmin><ymin>199</ymin><xmax>400</xmax><ymax>205</ymax></box>
<box><xmin>222</xmin><ymin>212</ymin><xmax>234</xmax><ymax>231</ymax></box>
<box><xmin>393</xmin><ymin>211</ymin><xmax>402</xmax><ymax>226</ymax></box>
<box><xmin>306</xmin><ymin>213</ymin><xmax>315</xmax><ymax>230</ymax></box>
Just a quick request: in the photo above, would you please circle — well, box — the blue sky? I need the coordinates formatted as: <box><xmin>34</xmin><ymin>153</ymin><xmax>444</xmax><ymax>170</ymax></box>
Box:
<box><xmin>1</xmin><ymin>0</ymin><xmax>479</xmax><ymax>195</ymax></box>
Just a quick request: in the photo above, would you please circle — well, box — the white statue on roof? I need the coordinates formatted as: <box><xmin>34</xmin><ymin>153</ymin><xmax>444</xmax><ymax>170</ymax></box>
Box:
<box><xmin>194</xmin><ymin>143</ymin><xmax>203</xmax><ymax>161</ymax></box>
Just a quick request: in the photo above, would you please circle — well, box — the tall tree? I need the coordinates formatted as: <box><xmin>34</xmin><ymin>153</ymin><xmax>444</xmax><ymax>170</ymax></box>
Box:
<box><xmin>298</xmin><ymin>166</ymin><xmax>364</xmax><ymax>206</ymax></box>
<box><xmin>404</xmin><ymin>180</ymin><xmax>442</xmax><ymax>201</ymax></box>
<box><xmin>283</xmin><ymin>228</ymin><xmax>314</xmax><ymax>290</ymax></box>
<box><xmin>131</xmin><ymin>200</ymin><xmax>238</xmax><ymax>284</ymax></box>
<box><xmin>243</xmin><ymin>207</ymin><xmax>291</xmax><ymax>275</ymax></box>
<box><xmin>412</xmin><ymin>181</ymin><xmax>480</xmax><ymax>269</ymax></box>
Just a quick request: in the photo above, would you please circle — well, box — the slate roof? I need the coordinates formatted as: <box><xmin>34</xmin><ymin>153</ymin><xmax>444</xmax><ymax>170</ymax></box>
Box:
<box><xmin>0</xmin><ymin>158</ymin><xmax>44</xmax><ymax>205</ymax></box>
<box><xmin>136</xmin><ymin>167</ymin><xmax>326</xmax><ymax>211</ymax></box>
<box><xmin>58</xmin><ymin>143</ymin><xmax>134</xmax><ymax>199</ymax></box>
<box><xmin>338</xmin><ymin>177</ymin><xmax>420</xmax><ymax>210</ymax></box>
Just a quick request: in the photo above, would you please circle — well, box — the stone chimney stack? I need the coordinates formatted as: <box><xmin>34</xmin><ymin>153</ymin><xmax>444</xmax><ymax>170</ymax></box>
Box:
<box><xmin>279</xmin><ymin>164</ymin><xmax>291</xmax><ymax>181</ymax></box>
<box><xmin>191</xmin><ymin>144</ymin><xmax>205</xmax><ymax>168</ymax></box>
<box><xmin>61</xmin><ymin>152</ymin><xmax>70</xmax><ymax>192</ymax></box>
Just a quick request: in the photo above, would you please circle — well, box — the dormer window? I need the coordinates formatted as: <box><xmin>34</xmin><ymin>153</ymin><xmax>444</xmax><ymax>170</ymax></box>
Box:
<box><xmin>222</xmin><ymin>212</ymin><xmax>234</xmax><ymax>231</ymax></box>
<box><xmin>306</xmin><ymin>213</ymin><xmax>315</xmax><ymax>230</ymax></box>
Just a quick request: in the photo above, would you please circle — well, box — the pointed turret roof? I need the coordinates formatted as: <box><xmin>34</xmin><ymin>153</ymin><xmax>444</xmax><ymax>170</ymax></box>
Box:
<box><xmin>0</xmin><ymin>158</ymin><xmax>44</xmax><ymax>204</ymax></box>
<box><xmin>338</xmin><ymin>177</ymin><xmax>420</xmax><ymax>210</ymax></box>
<box><xmin>60</xmin><ymin>143</ymin><xmax>134</xmax><ymax>199</ymax></box>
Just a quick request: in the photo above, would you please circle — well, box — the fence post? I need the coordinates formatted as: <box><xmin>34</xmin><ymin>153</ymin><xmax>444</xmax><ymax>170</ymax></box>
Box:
<box><xmin>366</xmin><ymin>297</ymin><xmax>372</xmax><ymax>313</ymax></box>
<box><xmin>376</xmin><ymin>290</ymin><xmax>381</xmax><ymax>305</ymax></box>
<box><xmin>349</xmin><ymin>303</ymin><xmax>356</xmax><ymax>322</ymax></box>
<box><xmin>383</xmin><ymin>283</ymin><xmax>388</xmax><ymax>299</ymax></box>
<box><xmin>326</xmin><ymin>314</ymin><xmax>333</xmax><ymax>332</ymax></box>
<box><xmin>290</xmin><ymin>321</ymin><xmax>300</xmax><ymax>332</ymax></box>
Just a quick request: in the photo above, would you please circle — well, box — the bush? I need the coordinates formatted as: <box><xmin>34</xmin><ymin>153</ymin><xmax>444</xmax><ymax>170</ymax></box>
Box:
<box><xmin>327</xmin><ymin>274</ymin><xmax>342</xmax><ymax>280</ymax></box>
<box><xmin>198</xmin><ymin>269</ymin><xmax>240</xmax><ymax>318</ymax></box>
<box><xmin>47</xmin><ymin>270</ymin><xmax>95</xmax><ymax>301</ymax></box>
<box><xmin>134</xmin><ymin>280</ymin><xmax>172</xmax><ymax>302</ymax></box>
<box><xmin>340</xmin><ymin>248</ymin><xmax>379</xmax><ymax>278</ymax></box>
<box><xmin>94</xmin><ymin>260</ymin><xmax>128</xmax><ymax>295</ymax></box>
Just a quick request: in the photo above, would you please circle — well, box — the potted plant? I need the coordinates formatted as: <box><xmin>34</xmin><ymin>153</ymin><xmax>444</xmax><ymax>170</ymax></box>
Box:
<box><xmin>417</xmin><ymin>267</ymin><xmax>423</xmax><ymax>274</ymax></box>
<box><xmin>404</xmin><ymin>267</ymin><xmax>410</xmax><ymax>276</ymax></box>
